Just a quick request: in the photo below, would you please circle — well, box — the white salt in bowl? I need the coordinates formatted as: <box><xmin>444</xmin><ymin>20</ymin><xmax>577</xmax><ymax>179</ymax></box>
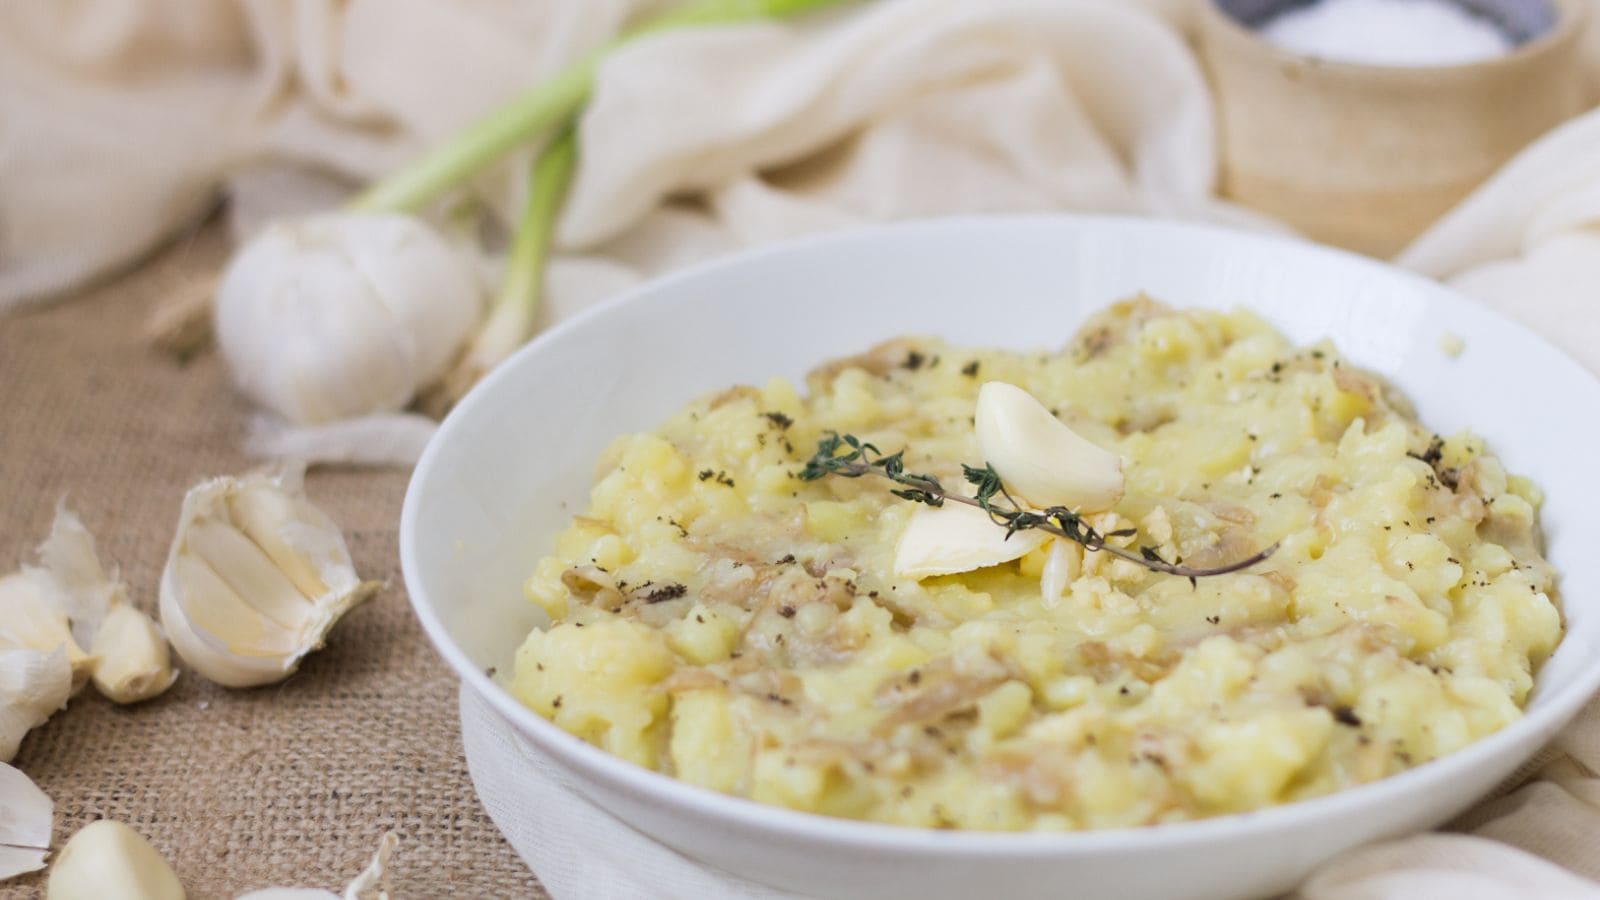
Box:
<box><xmin>1197</xmin><ymin>0</ymin><xmax>1587</xmax><ymax>257</ymax></box>
<box><xmin>401</xmin><ymin>216</ymin><xmax>1600</xmax><ymax>900</ymax></box>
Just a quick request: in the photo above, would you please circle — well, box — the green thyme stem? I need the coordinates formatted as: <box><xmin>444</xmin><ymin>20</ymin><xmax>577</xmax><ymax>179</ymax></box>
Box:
<box><xmin>348</xmin><ymin>0</ymin><xmax>854</xmax><ymax>214</ymax></box>
<box><xmin>800</xmin><ymin>432</ymin><xmax>1277</xmax><ymax>580</ymax></box>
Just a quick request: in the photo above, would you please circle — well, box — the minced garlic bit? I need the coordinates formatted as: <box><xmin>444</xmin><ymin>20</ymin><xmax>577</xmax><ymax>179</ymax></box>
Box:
<box><xmin>1438</xmin><ymin>332</ymin><xmax>1465</xmax><ymax>358</ymax></box>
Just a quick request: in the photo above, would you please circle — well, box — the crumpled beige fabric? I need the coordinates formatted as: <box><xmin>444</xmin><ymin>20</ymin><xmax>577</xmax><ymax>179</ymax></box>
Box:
<box><xmin>4</xmin><ymin>1</ymin><xmax>1600</xmax><ymax>898</ymax></box>
<box><xmin>1396</xmin><ymin>105</ymin><xmax>1600</xmax><ymax>374</ymax></box>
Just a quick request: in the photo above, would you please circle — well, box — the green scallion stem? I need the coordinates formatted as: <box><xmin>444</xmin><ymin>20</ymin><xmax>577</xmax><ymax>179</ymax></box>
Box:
<box><xmin>348</xmin><ymin>0</ymin><xmax>854</xmax><ymax>214</ymax></box>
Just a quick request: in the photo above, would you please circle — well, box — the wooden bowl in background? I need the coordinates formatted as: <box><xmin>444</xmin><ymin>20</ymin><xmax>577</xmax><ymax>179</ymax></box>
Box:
<box><xmin>1197</xmin><ymin>0</ymin><xmax>1587</xmax><ymax>257</ymax></box>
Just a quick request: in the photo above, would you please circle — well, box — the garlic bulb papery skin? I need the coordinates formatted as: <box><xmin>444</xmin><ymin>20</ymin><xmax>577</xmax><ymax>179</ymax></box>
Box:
<box><xmin>974</xmin><ymin>381</ymin><xmax>1124</xmax><ymax>513</ymax></box>
<box><xmin>0</xmin><ymin>647</ymin><xmax>72</xmax><ymax>762</ymax></box>
<box><xmin>46</xmin><ymin>820</ymin><xmax>184</xmax><ymax>900</ymax></box>
<box><xmin>33</xmin><ymin>504</ymin><xmax>177</xmax><ymax>705</ymax></box>
<box><xmin>159</xmin><ymin>464</ymin><xmax>381</xmax><ymax>688</ymax></box>
<box><xmin>36</xmin><ymin>504</ymin><xmax>120</xmax><ymax>646</ymax></box>
<box><xmin>0</xmin><ymin>761</ymin><xmax>52</xmax><ymax>880</ymax></box>
<box><xmin>214</xmin><ymin>213</ymin><xmax>485</xmax><ymax>426</ymax></box>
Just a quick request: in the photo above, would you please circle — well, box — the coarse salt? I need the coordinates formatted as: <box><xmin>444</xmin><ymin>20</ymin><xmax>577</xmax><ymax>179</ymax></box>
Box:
<box><xmin>1259</xmin><ymin>0</ymin><xmax>1516</xmax><ymax>67</ymax></box>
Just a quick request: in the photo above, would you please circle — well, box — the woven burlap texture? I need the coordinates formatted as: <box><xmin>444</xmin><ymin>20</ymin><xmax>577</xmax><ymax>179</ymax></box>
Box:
<box><xmin>0</xmin><ymin>225</ymin><xmax>543</xmax><ymax>898</ymax></box>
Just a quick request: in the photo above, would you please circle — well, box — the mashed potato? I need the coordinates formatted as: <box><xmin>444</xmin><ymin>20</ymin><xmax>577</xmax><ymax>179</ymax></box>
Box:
<box><xmin>509</xmin><ymin>299</ymin><xmax>1560</xmax><ymax>830</ymax></box>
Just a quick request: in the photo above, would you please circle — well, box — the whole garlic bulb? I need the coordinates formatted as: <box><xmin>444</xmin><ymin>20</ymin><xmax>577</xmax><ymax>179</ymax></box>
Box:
<box><xmin>159</xmin><ymin>464</ymin><xmax>380</xmax><ymax>688</ymax></box>
<box><xmin>214</xmin><ymin>213</ymin><xmax>485</xmax><ymax>425</ymax></box>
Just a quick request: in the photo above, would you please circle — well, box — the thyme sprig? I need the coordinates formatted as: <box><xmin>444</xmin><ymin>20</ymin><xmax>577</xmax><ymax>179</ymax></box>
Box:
<box><xmin>800</xmin><ymin>432</ymin><xmax>1276</xmax><ymax>580</ymax></box>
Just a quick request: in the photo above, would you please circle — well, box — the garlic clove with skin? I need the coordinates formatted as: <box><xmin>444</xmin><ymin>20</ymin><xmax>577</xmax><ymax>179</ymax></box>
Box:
<box><xmin>46</xmin><ymin>820</ymin><xmax>184</xmax><ymax>900</ymax></box>
<box><xmin>974</xmin><ymin>381</ymin><xmax>1124</xmax><ymax>513</ymax></box>
<box><xmin>29</xmin><ymin>504</ymin><xmax>177</xmax><ymax>706</ymax></box>
<box><xmin>0</xmin><ymin>647</ymin><xmax>73</xmax><ymax>762</ymax></box>
<box><xmin>0</xmin><ymin>761</ymin><xmax>52</xmax><ymax>881</ymax></box>
<box><xmin>894</xmin><ymin>501</ymin><xmax>1050</xmax><ymax>580</ymax></box>
<box><xmin>213</xmin><ymin>213</ymin><xmax>485</xmax><ymax>426</ymax></box>
<box><xmin>0</xmin><ymin>572</ymin><xmax>91</xmax><ymax>693</ymax></box>
<box><xmin>160</xmin><ymin>464</ymin><xmax>380</xmax><ymax>688</ymax></box>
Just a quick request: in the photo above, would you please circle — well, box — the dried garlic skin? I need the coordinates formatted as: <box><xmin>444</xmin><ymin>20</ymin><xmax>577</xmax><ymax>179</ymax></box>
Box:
<box><xmin>47</xmin><ymin>820</ymin><xmax>184</xmax><ymax>900</ymax></box>
<box><xmin>36</xmin><ymin>505</ymin><xmax>120</xmax><ymax>646</ymax></box>
<box><xmin>90</xmin><ymin>605</ymin><xmax>178</xmax><ymax>705</ymax></box>
<box><xmin>234</xmin><ymin>831</ymin><xmax>397</xmax><ymax>900</ymax></box>
<box><xmin>160</xmin><ymin>464</ymin><xmax>381</xmax><ymax>688</ymax></box>
<box><xmin>0</xmin><ymin>761</ymin><xmax>52</xmax><ymax>880</ymax></box>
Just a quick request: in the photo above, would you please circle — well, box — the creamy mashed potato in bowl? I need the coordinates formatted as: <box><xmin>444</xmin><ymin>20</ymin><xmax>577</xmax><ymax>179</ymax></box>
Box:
<box><xmin>401</xmin><ymin>217</ymin><xmax>1600</xmax><ymax>900</ymax></box>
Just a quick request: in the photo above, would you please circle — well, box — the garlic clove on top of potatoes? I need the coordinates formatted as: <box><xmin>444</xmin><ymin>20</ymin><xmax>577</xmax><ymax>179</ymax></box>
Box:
<box><xmin>893</xmin><ymin>501</ymin><xmax>1050</xmax><ymax>580</ymax></box>
<box><xmin>213</xmin><ymin>213</ymin><xmax>485</xmax><ymax>426</ymax></box>
<box><xmin>0</xmin><ymin>760</ymin><xmax>52</xmax><ymax>881</ymax></box>
<box><xmin>1038</xmin><ymin>538</ymin><xmax>1083</xmax><ymax>609</ymax></box>
<box><xmin>159</xmin><ymin>464</ymin><xmax>380</xmax><ymax>688</ymax></box>
<box><xmin>974</xmin><ymin>381</ymin><xmax>1124</xmax><ymax>513</ymax></box>
<box><xmin>46</xmin><ymin>819</ymin><xmax>184</xmax><ymax>900</ymax></box>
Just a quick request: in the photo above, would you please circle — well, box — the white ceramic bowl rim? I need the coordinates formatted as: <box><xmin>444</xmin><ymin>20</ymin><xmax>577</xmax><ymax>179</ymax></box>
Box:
<box><xmin>401</xmin><ymin>213</ymin><xmax>1600</xmax><ymax>857</ymax></box>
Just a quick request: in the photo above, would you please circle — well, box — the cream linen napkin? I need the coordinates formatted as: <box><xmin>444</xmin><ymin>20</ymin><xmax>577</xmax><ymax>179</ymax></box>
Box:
<box><xmin>5</xmin><ymin>0</ymin><xmax>1600</xmax><ymax>897</ymax></box>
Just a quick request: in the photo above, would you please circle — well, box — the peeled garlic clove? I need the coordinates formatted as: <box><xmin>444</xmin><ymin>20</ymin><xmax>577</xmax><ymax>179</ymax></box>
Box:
<box><xmin>0</xmin><ymin>573</ymin><xmax>91</xmax><ymax>694</ymax></box>
<box><xmin>47</xmin><ymin>820</ymin><xmax>184</xmax><ymax>900</ymax></box>
<box><xmin>0</xmin><ymin>647</ymin><xmax>73</xmax><ymax>762</ymax></box>
<box><xmin>0</xmin><ymin>761</ymin><xmax>52</xmax><ymax>880</ymax></box>
<box><xmin>894</xmin><ymin>502</ymin><xmax>1050</xmax><ymax>580</ymax></box>
<box><xmin>89</xmin><ymin>605</ymin><xmax>177</xmax><ymax>705</ymax></box>
<box><xmin>160</xmin><ymin>464</ymin><xmax>381</xmax><ymax>688</ymax></box>
<box><xmin>1039</xmin><ymin>539</ymin><xmax>1082</xmax><ymax>609</ymax></box>
<box><xmin>974</xmin><ymin>381</ymin><xmax>1124</xmax><ymax>512</ymax></box>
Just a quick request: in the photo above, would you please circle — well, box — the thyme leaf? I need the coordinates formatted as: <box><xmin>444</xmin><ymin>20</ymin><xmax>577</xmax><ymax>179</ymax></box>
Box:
<box><xmin>800</xmin><ymin>431</ymin><xmax>1276</xmax><ymax>579</ymax></box>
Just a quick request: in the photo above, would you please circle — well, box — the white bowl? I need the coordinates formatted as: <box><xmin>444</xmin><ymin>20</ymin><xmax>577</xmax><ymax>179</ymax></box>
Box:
<box><xmin>401</xmin><ymin>216</ymin><xmax>1600</xmax><ymax>900</ymax></box>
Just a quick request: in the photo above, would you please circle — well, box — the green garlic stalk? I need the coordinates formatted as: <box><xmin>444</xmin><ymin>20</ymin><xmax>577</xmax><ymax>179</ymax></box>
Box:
<box><xmin>421</xmin><ymin>128</ymin><xmax>578</xmax><ymax>414</ymax></box>
<box><xmin>349</xmin><ymin>0</ymin><xmax>855</xmax><ymax>215</ymax></box>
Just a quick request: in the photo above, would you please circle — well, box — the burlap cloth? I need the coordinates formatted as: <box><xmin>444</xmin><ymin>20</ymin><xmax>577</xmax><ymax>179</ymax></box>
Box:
<box><xmin>0</xmin><ymin>223</ymin><xmax>543</xmax><ymax>897</ymax></box>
